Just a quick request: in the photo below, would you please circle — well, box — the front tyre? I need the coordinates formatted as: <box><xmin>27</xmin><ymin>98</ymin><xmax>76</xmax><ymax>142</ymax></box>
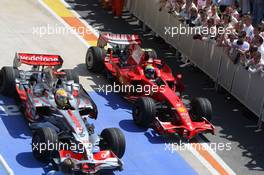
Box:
<box><xmin>100</xmin><ymin>128</ymin><xmax>126</xmax><ymax>158</ymax></box>
<box><xmin>32</xmin><ymin>127</ymin><xmax>58</xmax><ymax>162</ymax></box>
<box><xmin>85</xmin><ymin>46</ymin><xmax>105</xmax><ymax>73</ymax></box>
<box><xmin>190</xmin><ymin>97</ymin><xmax>212</xmax><ymax>122</ymax></box>
<box><xmin>132</xmin><ymin>97</ymin><xmax>156</xmax><ymax>127</ymax></box>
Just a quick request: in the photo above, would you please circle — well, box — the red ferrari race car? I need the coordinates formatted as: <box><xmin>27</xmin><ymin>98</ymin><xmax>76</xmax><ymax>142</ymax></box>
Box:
<box><xmin>85</xmin><ymin>33</ymin><xmax>214</xmax><ymax>140</ymax></box>
<box><xmin>0</xmin><ymin>53</ymin><xmax>125</xmax><ymax>174</ymax></box>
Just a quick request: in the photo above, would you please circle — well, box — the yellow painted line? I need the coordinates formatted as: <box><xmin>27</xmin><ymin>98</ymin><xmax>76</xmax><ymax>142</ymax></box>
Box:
<box><xmin>42</xmin><ymin>0</ymin><xmax>98</xmax><ymax>46</ymax></box>
<box><xmin>40</xmin><ymin>0</ymin><xmax>235</xmax><ymax>174</ymax></box>
<box><xmin>43</xmin><ymin>0</ymin><xmax>73</xmax><ymax>17</ymax></box>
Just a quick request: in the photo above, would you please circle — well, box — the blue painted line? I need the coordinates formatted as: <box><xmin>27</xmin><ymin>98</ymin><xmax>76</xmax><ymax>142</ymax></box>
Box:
<box><xmin>0</xmin><ymin>92</ymin><xmax>197</xmax><ymax>175</ymax></box>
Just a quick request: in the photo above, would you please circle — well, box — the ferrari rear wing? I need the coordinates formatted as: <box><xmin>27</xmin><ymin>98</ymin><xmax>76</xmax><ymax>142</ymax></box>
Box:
<box><xmin>13</xmin><ymin>53</ymin><xmax>63</xmax><ymax>67</ymax></box>
<box><xmin>99</xmin><ymin>32</ymin><xmax>142</xmax><ymax>45</ymax></box>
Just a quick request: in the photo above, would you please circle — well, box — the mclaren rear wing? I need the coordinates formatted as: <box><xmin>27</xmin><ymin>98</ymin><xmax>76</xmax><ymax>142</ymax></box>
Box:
<box><xmin>13</xmin><ymin>53</ymin><xmax>63</xmax><ymax>68</ymax></box>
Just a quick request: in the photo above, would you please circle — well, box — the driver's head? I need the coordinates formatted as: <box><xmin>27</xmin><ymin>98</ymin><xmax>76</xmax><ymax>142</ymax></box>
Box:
<box><xmin>55</xmin><ymin>88</ymin><xmax>68</xmax><ymax>108</ymax></box>
<box><xmin>144</xmin><ymin>65</ymin><xmax>155</xmax><ymax>79</ymax></box>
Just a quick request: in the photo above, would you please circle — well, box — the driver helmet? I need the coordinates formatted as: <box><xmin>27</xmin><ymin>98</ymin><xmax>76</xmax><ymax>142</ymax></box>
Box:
<box><xmin>55</xmin><ymin>88</ymin><xmax>68</xmax><ymax>108</ymax></box>
<box><xmin>144</xmin><ymin>65</ymin><xmax>155</xmax><ymax>79</ymax></box>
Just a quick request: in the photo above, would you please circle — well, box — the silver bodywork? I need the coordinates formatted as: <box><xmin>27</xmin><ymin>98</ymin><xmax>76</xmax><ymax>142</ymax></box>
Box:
<box><xmin>15</xmin><ymin>65</ymin><xmax>122</xmax><ymax>174</ymax></box>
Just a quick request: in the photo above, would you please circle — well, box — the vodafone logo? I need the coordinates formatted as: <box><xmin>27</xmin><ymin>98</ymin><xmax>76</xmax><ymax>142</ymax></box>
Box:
<box><xmin>19</xmin><ymin>55</ymin><xmax>59</xmax><ymax>62</ymax></box>
<box><xmin>16</xmin><ymin>53</ymin><xmax>63</xmax><ymax>66</ymax></box>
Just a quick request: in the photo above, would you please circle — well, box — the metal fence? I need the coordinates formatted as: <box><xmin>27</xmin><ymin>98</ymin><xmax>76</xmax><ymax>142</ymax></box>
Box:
<box><xmin>125</xmin><ymin>0</ymin><xmax>264</xmax><ymax>127</ymax></box>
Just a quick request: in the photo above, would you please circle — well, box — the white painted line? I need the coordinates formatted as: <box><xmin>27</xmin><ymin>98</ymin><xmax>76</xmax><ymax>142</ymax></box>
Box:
<box><xmin>37</xmin><ymin>1</ymin><xmax>236</xmax><ymax>175</ymax></box>
<box><xmin>197</xmin><ymin>136</ymin><xmax>236</xmax><ymax>175</ymax></box>
<box><xmin>0</xmin><ymin>154</ymin><xmax>14</xmax><ymax>175</ymax></box>
<box><xmin>187</xmin><ymin>145</ymin><xmax>220</xmax><ymax>175</ymax></box>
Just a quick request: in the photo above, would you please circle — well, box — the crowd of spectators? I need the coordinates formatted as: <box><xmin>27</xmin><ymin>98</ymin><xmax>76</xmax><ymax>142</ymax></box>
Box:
<box><xmin>159</xmin><ymin>0</ymin><xmax>264</xmax><ymax>73</ymax></box>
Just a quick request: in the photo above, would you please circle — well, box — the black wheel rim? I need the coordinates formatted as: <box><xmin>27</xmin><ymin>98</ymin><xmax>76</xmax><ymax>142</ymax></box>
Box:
<box><xmin>86</xmin><ymin>52</ymin><xmax>93</xmax><ymax>69</ymax></box>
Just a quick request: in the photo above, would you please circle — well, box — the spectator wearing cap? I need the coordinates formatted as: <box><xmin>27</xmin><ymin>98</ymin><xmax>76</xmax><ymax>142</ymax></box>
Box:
<box><xmin>252</xmin><ymin>0</ymin><xmax>264</xmax><ymax>25</ymax></box>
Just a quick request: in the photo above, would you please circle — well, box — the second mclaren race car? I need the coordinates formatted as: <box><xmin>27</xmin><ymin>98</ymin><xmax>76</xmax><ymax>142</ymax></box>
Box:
<box><xmin>0</xmin><ymin>53</ymin><xmax>126</xmax><ymax>174</ymax></box>
<box><xmin>85</xmin><ymin>33</ymin><xmax>215</xmax><ymax>140</ymax></box>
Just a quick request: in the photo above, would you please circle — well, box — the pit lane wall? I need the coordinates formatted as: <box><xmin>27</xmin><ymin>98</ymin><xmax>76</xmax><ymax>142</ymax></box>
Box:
<box><xmin>125</xmin><ymin>0</ymin><xmax>264</xmax><ymax>124</ymax></box>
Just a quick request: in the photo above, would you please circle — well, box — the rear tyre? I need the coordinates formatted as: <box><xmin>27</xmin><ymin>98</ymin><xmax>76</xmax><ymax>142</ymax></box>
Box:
<box><xmin>85</xmin><ymin>46</ymin><xmax>105</xmax><ymax>73</ymax></box>
<box><xmin>100</xmin><ymin>128</ymin><xmax>126</xmax><ymax>158</ymax></box>
<box><xmin>62</xmin><ymin>69</ymin><xmax>79</xmax><ymax>83</ymax></box>
<box><xmin>190</xmin><ymin>98</ymin><xmax>212</xmax><ymax>122</ymax></box>
<box><xmin>32</xmin><ymin>127</ymin><xmax>58</xmax><ymax>162</ymax></box>
<box><xmin>0</xmin><ymin>66</ymin><xmax>18</xmax><ymax>96</ymax></box>
<box><xmin>132</xmin><ymin>97</ymin><xmax>156</xmax><ymax>127</ymax></box>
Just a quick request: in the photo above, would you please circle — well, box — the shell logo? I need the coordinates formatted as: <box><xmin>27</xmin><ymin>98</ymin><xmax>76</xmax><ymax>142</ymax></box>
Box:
<box><xmin>177</xmin><ymin>107</ymin><xmax>187</xmax><ymax>113</ymax></box>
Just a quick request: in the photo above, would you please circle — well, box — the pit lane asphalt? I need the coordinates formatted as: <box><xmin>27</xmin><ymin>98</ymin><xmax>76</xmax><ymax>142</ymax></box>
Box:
<box><xmin>64</xmin><ymin>0</ymin><xmax>264</xmax><ymax>175</ymax></box>
<box><xmin>0</xmin><ymin>0</ymin><xmax>203</xmax><ymax>174</ymax></box>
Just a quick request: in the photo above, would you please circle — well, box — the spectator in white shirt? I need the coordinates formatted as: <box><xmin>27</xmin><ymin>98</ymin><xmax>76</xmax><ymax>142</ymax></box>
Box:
<box><xmin>197</xmin><ymin>0</ymin><xmax>207</xmax><ymax>9</ymax></box>
<box><xmin>242</xmin><ymin>15</ymin><xmax>255</xmax><ymax>42</ymax></box>
<box><xmin>208</xmin><ymin>5</ymin><xmax>220</xmax><ymax>24</ymax></box>
<box><xmin>252</xmin><ymin>35</ymin><xmax>264</xmax><ymax>64</ymax></box>
<box><xmin>246</xmin><ymin>51</ymin><xmax>263</xmax><ymax>73</ymax></box>
<box><xmin>232</xmin><ymin>31</ymin><xmax>250</xmax><ymax>52</ymax></box>
<box><xmin>224</xmin><ymin>6</ymin><xmax>239</xmax><ymax>25</ymax></box>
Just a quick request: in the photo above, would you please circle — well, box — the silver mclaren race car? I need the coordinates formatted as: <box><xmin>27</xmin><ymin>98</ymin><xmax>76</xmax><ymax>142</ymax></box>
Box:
<box><xmin>0</xmin><ymin>53</ymin><xmax>126</xmax><ymax>174</ymax></box>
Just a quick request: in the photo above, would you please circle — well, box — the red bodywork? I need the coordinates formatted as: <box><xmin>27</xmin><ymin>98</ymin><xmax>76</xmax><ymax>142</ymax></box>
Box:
<box><xmin>97</xmin><ymin>34</ymin><xmax>214</xmax><ymax>139</ymax></box>
<box><xmin>15</xmin><ymin>53</ymin><xmax>63</xmax><ymax>66</ymax></box>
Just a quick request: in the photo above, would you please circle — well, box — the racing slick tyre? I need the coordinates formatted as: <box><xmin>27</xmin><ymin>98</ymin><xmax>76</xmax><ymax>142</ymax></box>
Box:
<box><xmin>62</xmin><ymin>69</ymin><xmax>79</xmax><ymax>83</ymax></box>
<box><xmin>190</xmin><ymin>97</ymin><xmax>212</xmax><ymax>122</ymax></box>
<box><xmin>32</xmin><ymin>127</ymin><xmax>58</xmax><ymax>162</ymax></box>
<box><xmin>100</xmin><ymin>128</ymin><xmax>126</xmax><ymax>158</ymax></box>
<box><xmin>132</xmin><ymin>97</ymin><xmax>156</xmax><ymax>127</ymax></box>
<box><xmin>86</xmin><ymin>46</ymin><xmax>105</xmax><ymax>73</ymax></box>
<box><xmin>0</xmin><ymin>66</ymin><xmax>19</xmax><ymax>96</ymax></box>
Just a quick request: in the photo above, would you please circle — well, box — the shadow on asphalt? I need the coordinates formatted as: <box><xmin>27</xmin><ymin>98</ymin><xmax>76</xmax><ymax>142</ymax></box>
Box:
<box><xmin>65</xmin><ymin>0</ymin><xmax>264</xmax><ymax>172</ymax></box>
